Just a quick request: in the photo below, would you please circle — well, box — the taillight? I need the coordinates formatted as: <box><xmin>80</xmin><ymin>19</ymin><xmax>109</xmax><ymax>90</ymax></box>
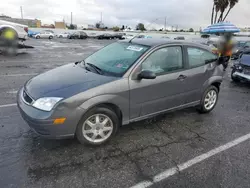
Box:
<box><xmin>24</xmin><ymin>27</ymin><xmax>28</xmax><ymax>33</ymax></box>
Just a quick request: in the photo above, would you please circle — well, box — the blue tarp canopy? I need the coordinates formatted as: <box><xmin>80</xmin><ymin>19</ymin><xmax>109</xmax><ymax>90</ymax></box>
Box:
<box><xmin>202</xmin><ymin>22</ymin><xmax>240</xmax><ymax>34</ymax></box>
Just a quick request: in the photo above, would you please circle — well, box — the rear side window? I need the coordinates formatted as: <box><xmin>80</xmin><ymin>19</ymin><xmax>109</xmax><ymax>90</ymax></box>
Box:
<box><xmin>187</xmin><ymin>47</ymin><xmax>217</xmax><ymax>68</ymax></box>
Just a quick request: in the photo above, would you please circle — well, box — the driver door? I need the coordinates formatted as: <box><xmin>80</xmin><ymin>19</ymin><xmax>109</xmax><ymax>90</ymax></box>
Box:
<box><xmin>129</xmin><ymin>45</ymin><xmax>190</xmax><ymax>119</ymax></box>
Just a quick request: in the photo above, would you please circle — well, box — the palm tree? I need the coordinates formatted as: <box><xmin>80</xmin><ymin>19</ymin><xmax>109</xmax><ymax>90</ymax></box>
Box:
<box><xmin>214</xmin><ymin>0</ymin><xmax>220</xmax><ymax>24</ymax></box>
<box><xmin>211</xmin><ymin>4</ymin><xmax>215</xmax><ymax>24</ymax></box>
<box><xmin>222</xmin><ymin>0</ymin><xmax>239</xmax><ymax>21</ymax></box>
<box><xmin>217</xmin><ymin>0</ymin><xmax>229</xmax><ymax>22</ymax></box>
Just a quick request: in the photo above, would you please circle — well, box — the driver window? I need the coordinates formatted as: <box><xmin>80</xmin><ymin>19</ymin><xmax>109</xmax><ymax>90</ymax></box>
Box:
<box><xmin>142</xmin><ymin>46</ymin><xmax>183</xmax><ymax>75</ymax></box>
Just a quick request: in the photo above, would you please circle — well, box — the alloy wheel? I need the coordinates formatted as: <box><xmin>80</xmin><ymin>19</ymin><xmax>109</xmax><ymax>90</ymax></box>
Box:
<box><xmin>204</xmin><ymin>90</ymin><xmax>217</xmax><ymax>110</ymax></box>
<box><xmin>82</xmin><ymin>114</ymin><xmax>113</xmax><ymax>143</ymax></box>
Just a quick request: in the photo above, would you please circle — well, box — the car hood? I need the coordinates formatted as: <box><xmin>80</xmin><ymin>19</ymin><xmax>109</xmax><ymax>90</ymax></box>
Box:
<box><xmin>25</xmin><ymin>63</ymin><xmax>118</xmax><ymax>99</ymax></box>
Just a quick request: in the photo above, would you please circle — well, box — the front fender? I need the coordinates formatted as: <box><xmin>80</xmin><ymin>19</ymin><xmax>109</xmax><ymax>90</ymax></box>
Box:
<box><xmin>79</xmin><ymin>94</ymin><xmax>130</xmax><ymax>125</ymax></box>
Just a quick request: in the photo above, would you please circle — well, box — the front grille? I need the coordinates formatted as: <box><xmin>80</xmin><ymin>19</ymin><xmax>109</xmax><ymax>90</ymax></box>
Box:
<box><xmin>22</xmin><ymin>90</ymin><xmax>33</xmax><ymax>104</ymax></box>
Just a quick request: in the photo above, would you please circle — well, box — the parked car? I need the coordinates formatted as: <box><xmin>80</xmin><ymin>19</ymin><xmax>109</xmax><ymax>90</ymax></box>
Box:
<box><xmin>135</xmin><ymin>35</ymin><xmax>152</xmax><ymax>39</ymax></box>
<box><xmin>0</xmin><ymin>19</ymin><xmax>28</xmax><ymax>41</ymax></box>
<box><xmin>34</xmin><ymin>31</ymin><xmax>54</xmax><ymax>39</ymax></box>
<box><xmin>174</xmin><ymin>36</ymin><xmax>185</xmax><ymax>40</ymax></box>
<box><xmin>57</xmin><ymin>32</ymin><xmax>69</xmax><ymax>38</ymax></box>
<box><xmin>87</xmin><ymin>32</ymin><xmax>98</xmax><ymax>38</ymax></box>
<box><xmin>231</xmin><ymin>51</ymin><xmax>250</xmax><ymax>82</ymax></box>
<box><xmin>231</xmin><ymin>41</ymin><xmax>250</xmax><ymax>60</ymax></box>
<box><xmin>28</xmin><ymin>30</ymin><xmax>40</xmax><ymax>37</ymax></box>
<box><xmin>112</xmin><ymin>33</ymin><xmax>124</xmax><ymax>39</ymax></box>
<box><xmin>17</xmin><ymin>39</ymin><xmax>222</xmax><ymax>145</ymax></box>
<box><xmin>121</xmin><ymin>34</ymin><xmax>134</xmax><ymax>40</ymax></box>
<box><xmin>68</xmin><ymin>31</ymin><xmax>87</xmax><ymax>39</ymax></box>
<box><xmin>44</xmin><ymin>30</ymin><xmax>54</xmax><ymax>34</ymax></box>
<box><xmin>97</xmin><ymin>33</ymin><xmax>114</xmax><ymax>40</ymax></box>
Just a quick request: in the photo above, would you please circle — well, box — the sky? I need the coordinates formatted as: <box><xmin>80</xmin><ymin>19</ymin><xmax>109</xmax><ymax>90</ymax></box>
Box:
<box><xmin>1</xmin><ymin>0</ymin><xmax>250</xmax><ymax>30</ymax></box>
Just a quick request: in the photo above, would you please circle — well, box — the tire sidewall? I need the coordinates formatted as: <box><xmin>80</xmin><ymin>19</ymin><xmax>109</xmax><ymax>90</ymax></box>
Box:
<box><xmin>76</xmin><ymin>107</ymin><xmax>119</xmax><ymax>145</ymax></box>
<box><xmin>199</xmin><ymin>86</ymin><xmax>219</xmax><ymax>113</ymax></box>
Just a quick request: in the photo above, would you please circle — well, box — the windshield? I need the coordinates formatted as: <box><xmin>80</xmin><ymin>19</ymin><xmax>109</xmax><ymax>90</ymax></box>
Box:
<box><xmin>83</xmin><ymin>42</ymin><xmax>149</xmax><ymax>77</ymax></box>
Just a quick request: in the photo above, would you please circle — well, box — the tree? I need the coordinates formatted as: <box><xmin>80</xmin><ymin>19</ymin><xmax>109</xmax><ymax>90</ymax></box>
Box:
<box><xmin>189</xmin><ymin>28</ymin><xmax>194</xmax><ymax>32</ymax></box>
<box><xmin>136</xmin><ymin>23</ymin><xmax>146</xmax><ymax>31</ymax></box>
<box><xmin>95</xmin><ymin>22</ymin><xmax>100</xmax><ymax>28</ymax></box>
<box><xmin>217</xmin><ymin>0</ymin><xmax>229</xmax><ymax>22</ymax></box>
<box><xmin>214</xmin><ymin>0</ymin><xmax>220</xmax><ymax>24</ymax></box>
<box><xmin>211</xmin><ymin>0</ymin><xmax>239</xmax><ymax>24</ymax></box>
<box><xmin>223</xmin><ymin>0</ymin><xmax>239</xmax><ymax>21</ymax></box>
<box><xmin>113</xmin><ymin>26</ymin><xmax>120</xmax><ymax>31</ymax></box>
<box><xmin>67</xmin><ymin>24</ymin><xmax>76</xmax><ymax>30</ymax></box>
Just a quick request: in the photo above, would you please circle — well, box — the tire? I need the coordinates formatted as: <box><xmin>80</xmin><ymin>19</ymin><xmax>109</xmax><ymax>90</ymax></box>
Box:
<box><xmin>49</xmin><ymin>36</ymin><xmax>53</xmax><ymax>39</ymax></box>
<box><xmin>76</xmin><ymin>107</ymin><xmax>119</xmax><ymax>145</ymax></box>
<box><xmin>0</xmin><ymin>27</ymin><xmax>18</xmax><ymax>56</ymax></box>
<box><xmin>197</xmin><ymin>85</ymin><xmax>219</xmax><ymax>113</ymax></box>
<box><xmin>59</xmin><ymin>35</ymin><xmax>62</xmax><ymax>38</ymax></box>
<box><xmin>36</xmin><ymin>36</ymin><xmax>40</xmax><ymax>39</ymax></box>
<box><xmin>231</xmin><ymin>69</ymin><xmax>240</xmax><ymax>82</ymax></box>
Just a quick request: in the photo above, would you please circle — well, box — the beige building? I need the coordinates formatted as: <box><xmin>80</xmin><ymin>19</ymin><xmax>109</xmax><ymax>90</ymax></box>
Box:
<box><xmin>55</xmin><ymin>21</ymin><xmax>66</xmax><ymax>29</ymax></box>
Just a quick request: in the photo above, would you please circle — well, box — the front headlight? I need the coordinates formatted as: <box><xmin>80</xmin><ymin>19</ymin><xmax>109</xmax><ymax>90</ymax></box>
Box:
<box><xmin>32</xmin><ymin>97</ymin><xmax>63</xmax><ymax>111</ymax></box>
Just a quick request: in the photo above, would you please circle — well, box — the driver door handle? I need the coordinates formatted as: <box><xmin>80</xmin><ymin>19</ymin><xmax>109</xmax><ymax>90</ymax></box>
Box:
<box><xmin>177</xmin><ymin>74</ymin><xmax>187</xmax><ymax>80</ymax></box>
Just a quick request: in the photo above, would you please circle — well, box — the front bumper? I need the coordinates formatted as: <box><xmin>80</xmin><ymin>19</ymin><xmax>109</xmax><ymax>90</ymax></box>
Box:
<box><xmin>17</xmin><ymin>87</ymin><xmax>84</xmax><ymax>139</ymax></box>
<box><xmin>233</xmin><ymin>72</ymin><xmax>250</xmax><ymax>81</ymax></box>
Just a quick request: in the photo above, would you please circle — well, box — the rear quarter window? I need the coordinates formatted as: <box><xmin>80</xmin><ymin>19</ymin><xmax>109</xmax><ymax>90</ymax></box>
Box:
<box><xmin>187</xmin><ymin>47</ymin><xmax>217</xmax><ymax>68</ymax></box>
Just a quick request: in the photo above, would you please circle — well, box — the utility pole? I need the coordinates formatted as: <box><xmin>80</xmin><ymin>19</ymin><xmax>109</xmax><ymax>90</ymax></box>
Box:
<box><xmin>71</xmin><ymin>12</ymin><xmax>72</xmax><ymax>25</ymax></box>
<box><xmin>20</xmin><ymin>6</ymin><xmax>23</xmax><ymax>19</ymax></box>
<box><xmin>164</xmin><ymin>17</ymin><xmax>166</xmax><ymax>31</ymax></box>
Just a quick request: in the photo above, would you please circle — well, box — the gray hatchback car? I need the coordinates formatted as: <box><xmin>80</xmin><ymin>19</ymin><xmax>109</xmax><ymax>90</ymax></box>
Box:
<box><xmin>17</xmin><ymin>39</ymin><xmax>223</xmax><ymax>145</ymax></box>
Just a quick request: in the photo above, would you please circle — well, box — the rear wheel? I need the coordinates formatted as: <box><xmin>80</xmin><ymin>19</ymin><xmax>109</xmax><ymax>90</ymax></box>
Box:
<box><xmin>198</xmin><ymin>85</ymin><xmax>219</xmax><ymax>113</ymax></box>
<box><xmin>76</xmin><ymin>107</ymin><xmax>119</xmax><ymax>145</ymax></box>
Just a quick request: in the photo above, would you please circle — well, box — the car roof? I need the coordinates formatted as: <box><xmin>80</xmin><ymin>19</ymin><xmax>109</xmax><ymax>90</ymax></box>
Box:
<box><xmin>122</xmin><ymin>38</ymin><xmax>212</xmax><ymax>51</ymax></box>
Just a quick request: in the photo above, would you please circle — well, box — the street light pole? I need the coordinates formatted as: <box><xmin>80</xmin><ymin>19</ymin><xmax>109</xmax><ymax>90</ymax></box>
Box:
<box><xmin>20</xmin><ymin>6</ymin><xmax>23</xmax><ymax>19</ymax></box>
<box><xmin>71</xmin><ymin>12</ymin><xmax>72</xmax><ymax>25</ymax></box>
<box><xmin>164</xmin><ymin>17</ymin><xmax>166</xmax><ymax>31</ymax></box>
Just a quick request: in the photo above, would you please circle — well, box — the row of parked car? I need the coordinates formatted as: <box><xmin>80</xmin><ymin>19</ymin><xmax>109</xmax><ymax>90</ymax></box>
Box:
<box><xmin>28</xmin><ymin>30</ymin><xmax>129</xmax><ymax>40</ymax></box>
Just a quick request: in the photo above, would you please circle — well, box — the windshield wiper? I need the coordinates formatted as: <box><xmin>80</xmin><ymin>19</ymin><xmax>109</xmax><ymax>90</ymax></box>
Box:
<box><xmin>86</xmin><ymin>63</ymin><xmax>103</xmax><ymax>75</ymax></box>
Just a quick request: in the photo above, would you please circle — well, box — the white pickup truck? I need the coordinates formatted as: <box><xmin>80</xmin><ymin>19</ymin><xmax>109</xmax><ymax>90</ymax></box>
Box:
<box><xmin>0</xmin><ymin>19</ymin><xmax>28</xmax><ymax>41</ymax></box>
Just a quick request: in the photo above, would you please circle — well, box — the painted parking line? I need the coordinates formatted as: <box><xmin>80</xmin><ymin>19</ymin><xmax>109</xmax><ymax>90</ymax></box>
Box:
<box><xmin>0</xmin><ymin>103</ymin><xmax>17</xmax><ymax>108</ymax></box>
<box><xmin>131</xmin><ymin>132</ymin><xmax>250</xmax><ymax>188</ymax></box>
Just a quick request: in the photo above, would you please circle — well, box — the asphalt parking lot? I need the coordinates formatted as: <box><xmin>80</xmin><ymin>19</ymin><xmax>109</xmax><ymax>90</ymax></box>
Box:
<box><xmin>1</xmin><ymin>38</ymin><xmax>250</xmax><ymax>188</ymax></box>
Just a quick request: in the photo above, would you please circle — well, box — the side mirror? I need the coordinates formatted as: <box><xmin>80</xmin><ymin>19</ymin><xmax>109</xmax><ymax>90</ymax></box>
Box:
<box><xmin>138</xmin><ymin>70</ymin><xmax>156</xmax><ymax>80</ymax></box>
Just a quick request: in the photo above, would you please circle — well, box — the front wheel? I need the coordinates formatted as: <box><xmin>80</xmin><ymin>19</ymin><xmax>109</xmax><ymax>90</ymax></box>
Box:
<box><xmin>36</xmin><ymin>36</ymin><xmax>40</xmax><ymax>39</ymax></box>
<box><xmin>49</xmin><ymin>36</ymin><xmax>53</xmax><ymax>39</ymax></box>
<box><xmin>76</xmin><ymin>107</ymin><xmax>119</xmax><ymax>145</ymax></box>
<box><xmin>197</xmin><ymin>85</ymin><xmax>219</xmax><ymax>113</ymax></box>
